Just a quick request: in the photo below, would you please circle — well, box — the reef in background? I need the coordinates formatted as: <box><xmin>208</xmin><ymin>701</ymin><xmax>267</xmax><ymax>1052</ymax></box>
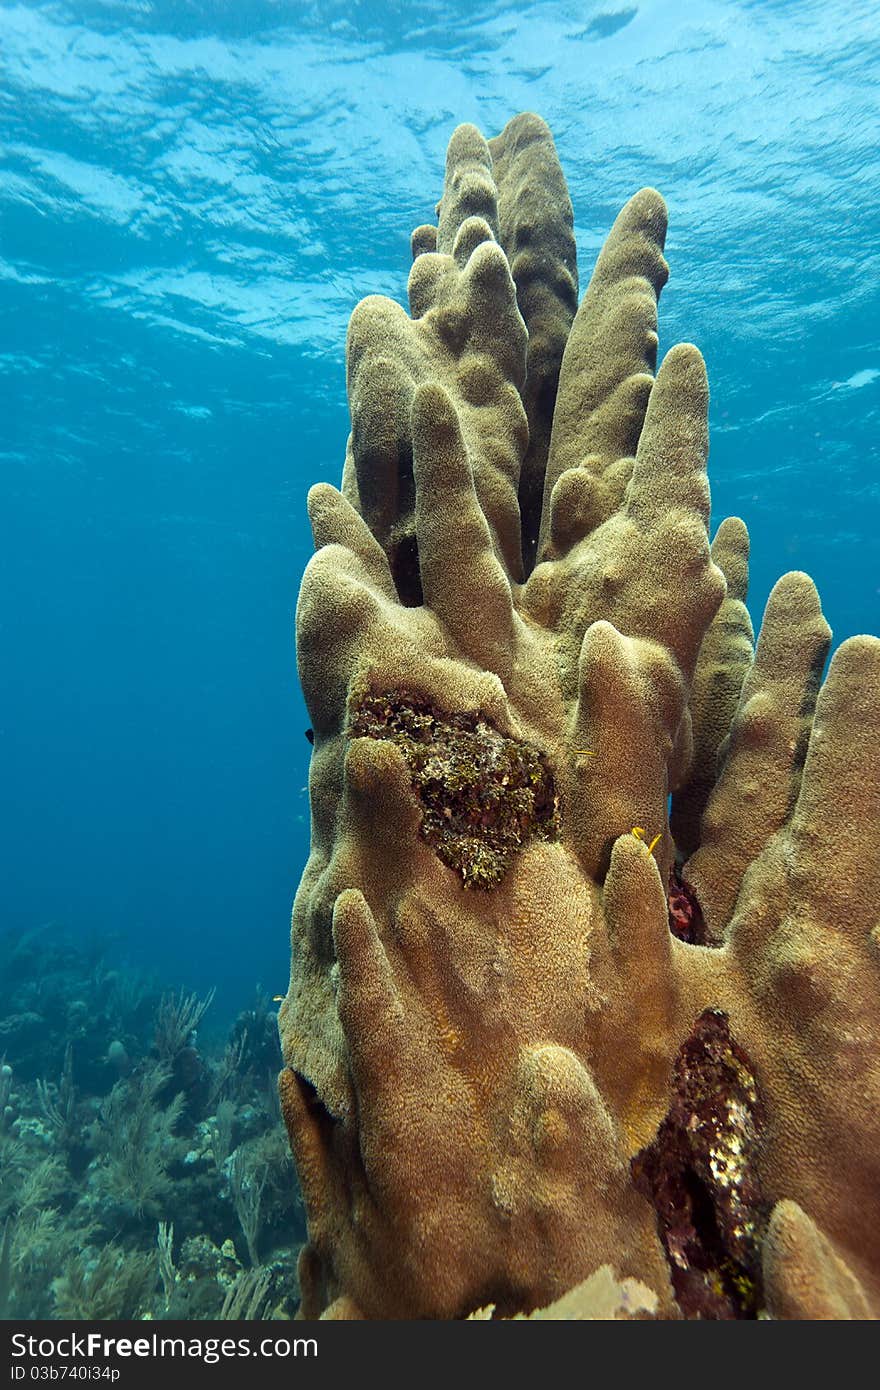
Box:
<box><xmin>0</xmin><ymin>925</ymin><xmax>304</xmax><ymax>1319</ymax></box>
<box><xmin>280</xmin><ymin>112</ymin><xmax>880</xmax><ymax>1320</ymax></box>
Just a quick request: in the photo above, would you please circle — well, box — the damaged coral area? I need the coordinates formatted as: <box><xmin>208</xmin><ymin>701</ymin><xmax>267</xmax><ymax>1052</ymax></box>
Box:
<box><xmin>631</xmin><ymin>1009</ymin><xmax>766</xmax><ymax>1320</ymax></box>
<box><xmin>280</xmin><ymin>112</ymin><xmax>880</xmax><ymax>1320</ymax></box>
<box><xmin>350</xmin><ymin>688</ymin><xmax>560</xmax><ymax>887</ymax></box>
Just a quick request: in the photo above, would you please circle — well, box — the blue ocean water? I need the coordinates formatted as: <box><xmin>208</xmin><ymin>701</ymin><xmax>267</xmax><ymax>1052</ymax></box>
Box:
<box><xmin>2</xmin><ymin>0</ymin><xmax>878</xmax><ymax>1011</ymax></box>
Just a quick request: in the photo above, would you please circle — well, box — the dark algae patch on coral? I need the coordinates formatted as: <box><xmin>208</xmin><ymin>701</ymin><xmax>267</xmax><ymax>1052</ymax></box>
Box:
<box><xmin>631</xmin><ymin>1009</ymin><xmax>767</xmax><ymax>1319</ymax></box>
<box><xmin>667</xmin><ymin>866</ymin><xmax>717</xmax><ymax>946</ymax></box>
<box><xmin>350</xmin><ymin>689</ymin><xmax>561</xmax><ymax>887</ymax></box>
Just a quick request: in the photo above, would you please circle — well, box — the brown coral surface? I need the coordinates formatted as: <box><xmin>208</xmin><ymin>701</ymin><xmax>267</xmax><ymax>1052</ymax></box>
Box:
<box><xmin>279</xmin><ymin>112</ymin><xmax>880</xmax><ymax>1321</ymax></box>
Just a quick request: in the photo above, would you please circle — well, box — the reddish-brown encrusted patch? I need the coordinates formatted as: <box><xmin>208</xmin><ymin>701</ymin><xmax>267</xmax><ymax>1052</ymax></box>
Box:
<box><xmin>631</xmin><ymin>1009</ymin><xmax>767</xmax><ymax>1319</ymax></box>
<box><xmin>350</xmin><ymin>689</ymin><xmax>560</xmax><ymax>888</ymax></box>
<box><xmin>667</xmin><ymin>866</ymin><xmax>721</xmax><ymax>946</ymax></box>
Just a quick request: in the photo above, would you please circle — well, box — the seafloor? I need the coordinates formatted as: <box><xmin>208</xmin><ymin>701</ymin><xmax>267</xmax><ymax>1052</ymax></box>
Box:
<box><xmin>0</xmin><ymin>925</ymin><xmax>304</xmax><ymax>1319</ymax></box>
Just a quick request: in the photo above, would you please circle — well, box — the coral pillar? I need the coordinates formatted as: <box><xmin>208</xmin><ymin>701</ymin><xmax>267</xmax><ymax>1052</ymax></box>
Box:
<box><xmin>279</xmin><ymin>113</ymin><xmax>880</xmax><ymax>1320</ymax></box>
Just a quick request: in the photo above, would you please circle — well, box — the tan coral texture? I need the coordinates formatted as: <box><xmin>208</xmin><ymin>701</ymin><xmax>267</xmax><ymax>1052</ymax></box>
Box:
<box><xmin>279</xmin><ymin>112</ymin><xmax>880</xmax><ymax>1321</ymax></box>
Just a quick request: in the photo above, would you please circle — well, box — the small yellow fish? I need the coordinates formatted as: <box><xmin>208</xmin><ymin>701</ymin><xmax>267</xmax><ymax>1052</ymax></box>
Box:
<box><xmin>631</xmin><ymin>826</ymin><xmax>661</xmax><ymax>854</ymax></box>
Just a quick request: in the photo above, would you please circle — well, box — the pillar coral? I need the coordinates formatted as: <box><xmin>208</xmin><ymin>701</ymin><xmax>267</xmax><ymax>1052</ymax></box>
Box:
<box><xmin>278</xmin><ymin>113</ymin><xmax>880</xmax><ymax>1320</ymax></box>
